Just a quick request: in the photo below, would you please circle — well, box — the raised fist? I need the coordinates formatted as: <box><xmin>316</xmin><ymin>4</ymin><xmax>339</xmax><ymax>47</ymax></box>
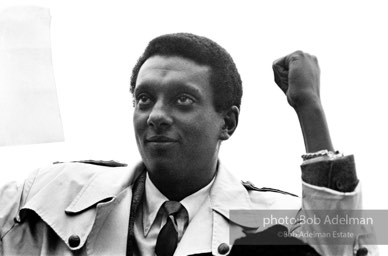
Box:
<box><xmin>272</xmin><ymin>51</ymin><xmax>321</xmax><ymax>109</ymax></box>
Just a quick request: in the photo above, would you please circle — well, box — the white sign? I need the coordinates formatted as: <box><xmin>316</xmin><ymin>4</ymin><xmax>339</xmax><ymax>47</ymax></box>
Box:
<box><xmin>0</xmin><ymin>6</ymin><xmax>64</xmax><ymax>146</ymax></box>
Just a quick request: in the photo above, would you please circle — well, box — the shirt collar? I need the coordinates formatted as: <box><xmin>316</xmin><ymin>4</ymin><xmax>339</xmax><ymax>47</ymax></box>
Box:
<box><xmin>142</xmin><ymin>172</ymin><xmax>168</xmax><ymax>236</ymax></box>
<box><xmin>142</xmin><ymin>172</ymin><xmax>215</xmax><ymax>236</ymax></box>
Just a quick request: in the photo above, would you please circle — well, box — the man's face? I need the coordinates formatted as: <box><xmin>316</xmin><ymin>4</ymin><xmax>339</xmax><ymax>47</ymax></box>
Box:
<box><xmin>133</xmin><ymin>55</ymin><xmax>224</xmax><ymax>182</ymax></box>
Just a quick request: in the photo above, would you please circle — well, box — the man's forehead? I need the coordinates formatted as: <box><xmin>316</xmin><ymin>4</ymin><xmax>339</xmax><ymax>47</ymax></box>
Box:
<box><xmin>139</xmin><ymin>55</ymin><xmax>211</xmax><ymax>75</ymax></box>
<box><xmin>135</xmin><ymin>55</ymin><xmax>211</xmax><ymax>87</ymax></box>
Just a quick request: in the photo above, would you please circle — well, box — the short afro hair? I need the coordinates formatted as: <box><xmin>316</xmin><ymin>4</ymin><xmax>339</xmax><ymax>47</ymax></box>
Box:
<box><xmin>130</xmin><ymin>33</ymin><xmax>242</xmax><ymax>112</ymax></box>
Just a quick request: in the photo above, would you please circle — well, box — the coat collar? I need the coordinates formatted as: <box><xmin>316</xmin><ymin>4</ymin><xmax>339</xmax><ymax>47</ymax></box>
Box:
<box><xmin>19</xmin><ymin>161</ymin><xmax>255</xmax><ymax>224</ymax></box>
<box><xmin>19</xmin><ymin>162</ymin><xmax>145</xmax><ymax>251</ymax></box>
<box><xmin>65</xmin><ymin>162</ymin><xmax>144</xmax><ymax>214</ymax></box>
<box><xmin>209</xmin><ymin>162</ymin><xmax>262</xmax><ymax>228</ymax></box>
<box><xmin>18</xmin><ymin>160</ymin><xmax>283</xmax><ymax>253</ymax></box>
<box><xmin>175</xmin><ymin>162</ymin><xmax>264</xmax><ymax>256</ymax></box>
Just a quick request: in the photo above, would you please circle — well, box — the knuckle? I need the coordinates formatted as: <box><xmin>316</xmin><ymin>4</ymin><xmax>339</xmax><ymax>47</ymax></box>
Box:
<box><xmin>272</xmin><ymin>57</ymin><xmax>283</xmax><ymax>67</ymax></box>
<box><xmin>288</xmin><ymin>50</ymin><xmax>304</xmax><ymax>62</ymax></box>
<box><xmin>272</xmin><ymin>63</ymin><xmax>280</xmax><ymax>72</ymax></box>
<box><xmin>293</xmin><ymin>50</ymin><xmax>304</xmax><ymax>55</ymax></box>
<box><xmin>289</xmin><ymin>50</ymin><xmax>320</xmax><ymax>65</ymax></box>
<box><xmin>272</xmin><ymin>63</ymin><xmax>285</xmax><ymax>75</ymax></box>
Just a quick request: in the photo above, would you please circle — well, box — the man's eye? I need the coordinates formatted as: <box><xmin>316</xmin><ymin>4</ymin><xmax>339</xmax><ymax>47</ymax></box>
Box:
<box><xmin>137</xmin><ymin>94</ymin><xmax>152</xmax><ymax>105</ymax></box>
<box><xmin>177</xmin><ymin>95</ymin><xmax>194</xmax><ymax>105</ymax></box>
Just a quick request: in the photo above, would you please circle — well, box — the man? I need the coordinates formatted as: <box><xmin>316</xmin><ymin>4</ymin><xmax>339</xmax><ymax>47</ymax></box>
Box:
<box><xmin>0</xmin><ymin>33</ymin><xmax>374</xmax><ymax>255</ymax></box>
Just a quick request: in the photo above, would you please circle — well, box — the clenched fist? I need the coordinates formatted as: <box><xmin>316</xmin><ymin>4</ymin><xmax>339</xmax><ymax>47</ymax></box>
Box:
<box><xmin>272</xmin><ymin>51</ymin><xmax>321</xmax><ymax>109</ymax></box>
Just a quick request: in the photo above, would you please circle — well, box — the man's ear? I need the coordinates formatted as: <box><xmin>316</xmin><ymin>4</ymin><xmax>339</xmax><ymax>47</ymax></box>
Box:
<box><xmin>219</xmin><ymin>106</ymin><xmax>239</xmax><ymax>141</ymax></box>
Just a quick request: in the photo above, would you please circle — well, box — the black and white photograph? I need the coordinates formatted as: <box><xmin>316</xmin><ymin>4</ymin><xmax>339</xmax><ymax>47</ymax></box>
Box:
<box><xmin>0</xmin><ymin>0</ymin><xmax>387</xmax><ymax>255</ymax></box>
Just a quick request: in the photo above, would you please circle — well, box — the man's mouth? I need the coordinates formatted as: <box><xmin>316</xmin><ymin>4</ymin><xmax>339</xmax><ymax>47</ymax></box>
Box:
<box><xmin>145</xmin><ymin>135</ymin><xmax>178</xmax><ymax>143</ymax></box>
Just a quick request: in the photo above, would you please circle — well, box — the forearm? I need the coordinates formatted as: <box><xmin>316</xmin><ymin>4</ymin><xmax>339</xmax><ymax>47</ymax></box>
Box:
<box><xmin>295</xmin><ymin>101</ymin><xmax>360</xmax><ymax>192</ymax></box>
<box><xmin>294</xmin><ymin>100</ymin><xmax>334</xmax><ymax>153</ymax></box>
<box><xmin>273</xmin><ymin>51</ymin><xmax>358</xmax><ymax>192</ymax></box>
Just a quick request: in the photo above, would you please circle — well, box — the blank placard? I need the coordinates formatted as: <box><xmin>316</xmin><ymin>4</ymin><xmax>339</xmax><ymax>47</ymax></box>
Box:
<box><xmin>0</xmin><ymin>6</ymin><xmax>64</xmax><ymax>146</ymax></box>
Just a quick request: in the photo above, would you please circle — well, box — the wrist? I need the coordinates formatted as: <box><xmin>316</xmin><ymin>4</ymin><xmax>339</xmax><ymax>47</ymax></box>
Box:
<box><xmin>293</xmin><ymin>96</ymin><xmax>323</xmax><ymax>114</ymax></box>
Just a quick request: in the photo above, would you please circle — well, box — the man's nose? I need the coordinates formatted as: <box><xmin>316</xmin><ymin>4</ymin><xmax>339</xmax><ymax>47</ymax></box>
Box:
<box><xmin>146</xmin><ymin>101</ymin><xmax>173</xmax><ymax>129</ymax></box>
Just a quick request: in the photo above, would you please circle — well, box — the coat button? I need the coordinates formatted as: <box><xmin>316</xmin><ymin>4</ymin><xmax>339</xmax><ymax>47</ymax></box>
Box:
<box><xmin>217</xmin><ymin>243</ymin><xmax>230</xmax><ymax>254</ymax></box>
<box><xmin>336</xmin><ymin>179</ymin><xmax>344</xmax><ymax>190</ymax></box>
<box><xmin>68</xmin><ymin>235</ymin><xmax>80</xmax><ymax>248</ymax></box>
<box><xmin>356</xmin><ymin>247</ymin><xmax>368</xmax><ymax>256</ymax></box>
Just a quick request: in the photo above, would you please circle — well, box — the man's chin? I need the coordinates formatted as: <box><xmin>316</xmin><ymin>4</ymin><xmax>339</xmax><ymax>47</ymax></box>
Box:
<box><xmin>142</xmin><ymin>157</ymin><xmax>179</xmax><ymax>173</ymax></box>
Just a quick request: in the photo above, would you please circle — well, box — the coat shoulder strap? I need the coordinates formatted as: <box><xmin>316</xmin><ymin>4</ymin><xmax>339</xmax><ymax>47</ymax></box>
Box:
<box><xmin>53</xmin><ymin>159</ymin><xmax>127</xmax><ymax>167</ymax></box>
<box><xmin>241</xmin><ymin>180</ymin><xmax>298</xmax><ymax>197</ymax></box>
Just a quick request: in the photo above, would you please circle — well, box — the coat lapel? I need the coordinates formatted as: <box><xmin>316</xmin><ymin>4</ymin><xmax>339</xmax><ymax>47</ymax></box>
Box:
<box><xmin>19</xmin><ymin>162</ymin><xmax>144</xmax><ymax>252</ymax></box>
<box><xmin>175</xmin><ymin>163</ymin><xmax>262</xmax><ymax>256</ymax></box>
<box><xmin>126</xmin><ymin>169</ymin><xmax>146</xmax><ymax>256</ymax></box>
<box><xmin>209</xmin><ymin>163</ymin><xmax>258</xmax><ymax>255</ymax></box>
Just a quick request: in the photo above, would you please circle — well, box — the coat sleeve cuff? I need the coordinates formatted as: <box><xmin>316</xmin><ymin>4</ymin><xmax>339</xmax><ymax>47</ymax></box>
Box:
<box><xmin>301</xmin><ymin>155</ymin><xmax>359</xmax><ymax>192</ymax></box>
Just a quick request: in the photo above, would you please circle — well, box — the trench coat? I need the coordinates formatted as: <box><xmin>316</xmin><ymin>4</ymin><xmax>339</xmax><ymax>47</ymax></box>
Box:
<box><xmin>0</xmin><ymin>158</ymin><xmax>377</xmax><ymax>256</ymax></box>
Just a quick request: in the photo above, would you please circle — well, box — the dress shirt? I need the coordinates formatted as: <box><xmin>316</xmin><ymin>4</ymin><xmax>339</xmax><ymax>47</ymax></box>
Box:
<box><xmin>134</xmin><ymin>172</ymin><xmax>215</xmax><ymax>256</ymax></box>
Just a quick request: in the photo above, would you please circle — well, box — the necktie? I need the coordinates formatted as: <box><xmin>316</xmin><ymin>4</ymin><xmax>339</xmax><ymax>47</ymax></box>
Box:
<box><xmin>155</xmin><ymin>201</ymin><xmax>186</xmax><ymax>256</ymax></box>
